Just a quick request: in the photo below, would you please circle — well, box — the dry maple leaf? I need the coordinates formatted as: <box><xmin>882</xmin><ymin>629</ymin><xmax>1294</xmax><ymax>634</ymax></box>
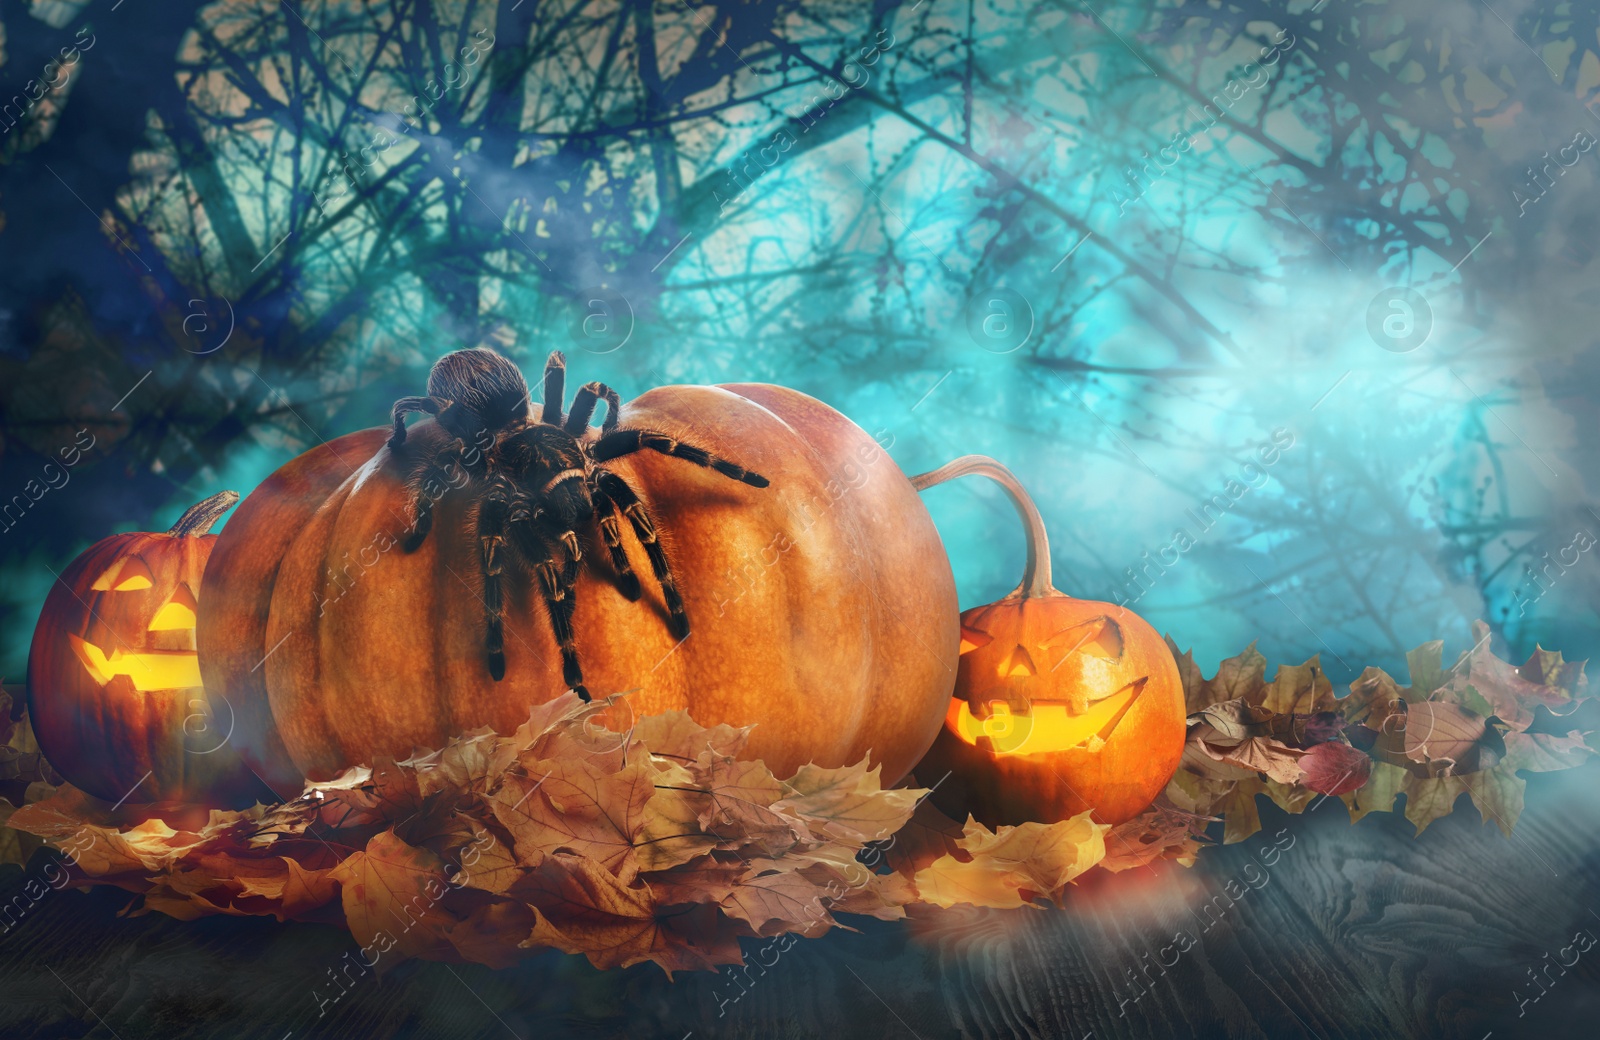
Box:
<box><xmin>0</xmin><ymin>693</ymin><xmax>63</xmax><ymax>868</ymax></box>
<box><xmin>632</xmin><ymin>710</ymin><xmax>750</xmax><ymax>762</ymax></box>
<box><xmin>912</xmin><ymin>813</ymin><xmax>1107</xmax><ymax>909</ymax></box>
<box><xmin>328</xmin><ymin>829</ymin><xmax>462</xmax><ymax>964</ymax></box>
<box><xmin>714</xmin><ymin>862</ymin><xmax>840</xmax><ymax>938</ymax></box>
<box><xmin>414</xmin><ymin>728</ymin><xmax>502</xmax><ymax>798</ymax></box>
<box><xmin>1</xmin><ymin>694</ymin><xmax>60</xmax><ymax>788</ymax></box>
<box><xmin>0</xmin><ymin>800</ymin><xmax>44</xmax><ymax>869</ymax></box>
<box><xmin>1098</xmin><ymin>801</ymin><xmax>1211</xmax><ymax>872</ymax></box>
<box><xmin>1181</xmin><ymin>701</ymin><xmax>1309</xmax><ymax>786</ymax></box>
<box><xmin>443</xmin><ymin>900</ymin><xmax>540</xmax><ymax>970</ymax></box>
<box><xmin>451</xmin><ymin>818</ymin><xmax>522</xmax><ymax>896</ymax></box>
<box><xmin>489</xmin><ymin>749</ymin><xmax>656</xmax><ymax>879</ymax></box>
<box><xmin>640</xmin><ymin>852</ymin><xmax>749</xmax><ymax>906</ymax></box>
<box><xmin>772</xmin><ymin>761</ymin><xmax>924</xmax><ymax>846</ymax></box>
<box><xmin>874</xmin><ymin>789</ymin><xmax>967</xmax><ymax>876</ymax></box>
<box><xmin>514</xmin><ymin>852</ymin><xmax>748</xmax><ymax>975</ymax></box>
<box><xmin>688</xmin><ymin>754</ymin><xmax>799</xmax><ymax>843</ymax></box>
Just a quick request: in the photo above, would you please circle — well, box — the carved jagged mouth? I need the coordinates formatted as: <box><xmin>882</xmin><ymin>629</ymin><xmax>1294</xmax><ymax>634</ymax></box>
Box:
<box><xmin>68</xmin><ymin>634</ymin><xmax>203</xmax><ymax>691</ymax></box>
<box><xmin>947</xmin><ymin>679</ymin><xmax>1148</xmax><ymax>755</ymax></box>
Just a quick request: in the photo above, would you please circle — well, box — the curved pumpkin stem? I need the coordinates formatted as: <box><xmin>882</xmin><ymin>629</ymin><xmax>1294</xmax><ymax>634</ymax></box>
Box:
<box><xmin>909</xmin><ymin>455</ymin><xmax>1057</xmax><ymax>599</ymax></box>
<box><xmin>168</xmin><ymin>491</ymin><xmax>240</xmax><ymax>538</ymax></box>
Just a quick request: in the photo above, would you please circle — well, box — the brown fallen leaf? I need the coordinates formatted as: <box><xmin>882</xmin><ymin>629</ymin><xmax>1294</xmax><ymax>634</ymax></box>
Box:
<box><xmin>1099</xmin><ymin>802</ymin><xmax>1210</xmax><ymax>872</ymax></box>
<box><xmin>1185</xmin><ymin>732</ymin><xmax>1308</xmax><ymax>786</ymax></box>
<box><xmin>772</xmin><ymin>761</ymin><xmax>924</xmax><ymax>846</ymax></box>
<box><xmin>280</xmin><ymin>857</ymin><xmax>341</xmax><ymax>919</ymax></box>
<box><xmin>632</xmin><ymin>710</ymin><xmax>749</xmax><ymax>762</ymax></box>
<box><xmin>443</xmin><ymin>899</ymin><xmax>540</xmax><ymax>970</ymax></box>
<box><xmin>690</xmin><ymin>754</ymin><xmax>801</xmax><ymax>848</ymax></box>
<box><xmin>640</xmin><ymin>853</ymin><xmax>749</xmax><ymax>906</ymax></box>
<box><xmin>1400</xmin><ymin>701</ymin><xmax>1505</xmax><ymax>775</ymax></box>
<box><xmin>452</xmin><ymin>819</ymin><xmax>521</xmax><ymax>896</ymax></box>
<box><xmin>1465</xmin><ymin>623</ymin><xmax>1586</xmax><ymax>730</ymax></box>
<box><xmin>1165</xmin><ymin>649</ymin><xmax>1348</xmax><ymax>843</ymax></box>
<box><xmin>716</xmin><ymin>863</ymin><xmax>838</xmax><ymax>938</ymax></box>
<box><xmin>873</xmin><ymin>793</ymin><xmax>966</xmax><ymax>877</ymax></box>
<box><xmin>514</xmin><ymin>853</ymin><xmax>747</xmax><ymax>975</ymax></box>
<box><xmin>0</xmin><ymin>800</ymin><xmax>43</xmax><ymax>869</ymax></box>
<box><xmin>328</xmin><ymin>829</ymin><xmax>463</xmax><ymax>965</ymax></box>
<box><xmin>489</xmin><ymin>748</ymin><xmax>655</xmax><ymax>879</ymax></box>
<box><xmin>633</xmin><ymin>759</ymin><xmax>723</xmax><ymax>871</ymax></box>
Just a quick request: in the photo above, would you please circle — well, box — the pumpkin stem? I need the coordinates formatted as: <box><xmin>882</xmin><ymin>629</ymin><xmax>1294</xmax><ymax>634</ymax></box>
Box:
<box><xmin>909</xmin><ymin>455</ymin><xmax>1056</xmax><ymax>599</ymax></box>
<box><xmin>168</xmin><ymin>491</ymin><xmax>240</xmax><ymax>538</ymax></box>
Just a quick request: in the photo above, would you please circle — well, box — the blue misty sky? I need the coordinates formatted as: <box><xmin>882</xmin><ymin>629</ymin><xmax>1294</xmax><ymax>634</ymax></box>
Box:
<box><xmin>4</xmin><ymin>0</ymin><xmax>1596</xmax><ymax>689</ymax></box>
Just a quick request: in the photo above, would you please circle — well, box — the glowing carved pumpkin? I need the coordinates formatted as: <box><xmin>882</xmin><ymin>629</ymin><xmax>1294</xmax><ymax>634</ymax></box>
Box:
<box><xmin>197</xmin><ymin>379</ymin><xmax>958</xmax><ymax>797</ymax></box>
<box><xmin>911</xmin><ymin>456</ymin><xmax>1185</xmax><ymax>826</ymax></box>
<box><xmin>27</xmin><ymin>492</ymin><xmax>266</xmax><ymax>807</ymax></box>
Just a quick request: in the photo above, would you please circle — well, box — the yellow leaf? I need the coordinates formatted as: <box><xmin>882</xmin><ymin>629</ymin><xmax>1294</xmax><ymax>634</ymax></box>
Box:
<box><xmin>328</xmin><ymin>830</ymin><xmax>459</xmax><ymax>965</ymax></box>
<box><xmin>912</xmin><ymin>813</ymin><xmax>1106</xmax><ymax>908</ymax></box>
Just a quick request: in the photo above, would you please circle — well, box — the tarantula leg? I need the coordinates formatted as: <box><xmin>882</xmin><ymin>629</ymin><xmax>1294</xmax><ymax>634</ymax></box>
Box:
<box><xmin>477</xmin><ymin>480</ymin><xmax>515</xmax><ymax>681</ymax></box>
<box><xmin>592</xmin><ymin>430</ymin><xmax>770</xmax><ymax>488</ymax></box>
<box><xmin>541</xmin><ymin>351</ymin><xmax>566</xmax><ymax>426</ymax></box>
<box><xmin>388</xmin><ymin>396</ymin><xmax>444</xmax><ymax>450</ymax></box>
<box><xmin>565</xmin><ymin>381</ymin><xmax>623</xmax><ymax>435</ymax></box>
<box><xmin>595</xmin><ymin>469</ymin><xmax>688</xmax><ymax>639</ymax></box>
<box><xmin>401</xmin><ymin>457</ymin><xmax>459</xmax><ymax>552</ymax></box>
<box><xmin>587</xmin><ymin>475</ymin><xmax>642</xmax><ymax>600</ymax></box>
<box><xmin>536</xmin><ymin>557</ymin><xmax>587</xmax><ymax>701</ymax></box>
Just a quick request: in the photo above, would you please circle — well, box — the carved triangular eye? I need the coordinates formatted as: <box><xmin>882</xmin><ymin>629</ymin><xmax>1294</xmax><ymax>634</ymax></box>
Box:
<box><xmin>148</xmin><ymin>585</ymin><xmax>198</xmax><ymax>631</ymax></box>
<box><xmin>999</xmin><ymin>644</ymin><xmax>1037</xmax><ymax>678</ymax></box>
<box><xmin>92</xmin><ymin>556</ymin><xmax>154</xmax><ymax>591</ymax></box>
<box><xmin>1043</xmin><ymin>616</ymin><xmax>1123</xmax><ymax>659</ymax></box>
<box><xmin>959</xmin><ymin>623</ymin><xmax>994</xmax><ymax>655</ymax></box>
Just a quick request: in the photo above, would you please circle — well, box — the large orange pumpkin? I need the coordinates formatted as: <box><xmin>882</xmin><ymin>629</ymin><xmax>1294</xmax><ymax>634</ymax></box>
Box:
<box><xmin>197</xmin><ymin>370</ymin><xmax>959</xmax><ymax>798</ymax></box>
<box><xmin>27</xmin><ymin>492</ymin><xmax>267</xmax><ymax>807</ymax></box>
<box><xmin>911</xmin><ymin>457</ymin><xmax>1185</xmax><ymax>826</ymax></box>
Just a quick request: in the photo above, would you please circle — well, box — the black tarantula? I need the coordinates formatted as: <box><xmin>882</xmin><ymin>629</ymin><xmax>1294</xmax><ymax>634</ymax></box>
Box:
<box><xmin>387</xmin><ymin>348</ymin><xmax>769</xmax><ymax>700</ymax></box>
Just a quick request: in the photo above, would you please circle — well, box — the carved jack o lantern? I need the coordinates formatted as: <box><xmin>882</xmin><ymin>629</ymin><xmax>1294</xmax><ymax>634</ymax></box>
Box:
<box><xmin>911</xmin><ymin>457</ymin><xmax>1185</xmax><ymax>826</ymax></box>
<box><xmin>27</xmin><ymin>492</ymin><xmax>265</xmax><ymax>807</ymax></box>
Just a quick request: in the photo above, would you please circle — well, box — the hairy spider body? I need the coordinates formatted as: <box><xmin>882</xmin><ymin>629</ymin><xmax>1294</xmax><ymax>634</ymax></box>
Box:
<box><xmin>387</xmin><ymin>348</ymin><xmax>769</xmax><ymax>700</ymax></box>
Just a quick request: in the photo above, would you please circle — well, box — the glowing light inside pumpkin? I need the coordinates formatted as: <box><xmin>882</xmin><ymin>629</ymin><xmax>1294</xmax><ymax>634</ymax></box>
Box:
<box><xmin>68</xmin><ymin>634</ymin><xmax>203</xmax><ymax>691</ymax></box>
<box><xmin>946</xmin><ymin>678</ymin><xmax>1147</xmax><ymax>755</ymax></box>
<box><xmin>91</xmin><ymin>557</ymin><xmax>155</xmax><ymax>591</ymax></box>
<box><xmin>999</xmin><ymin>644</ymin><xmax>1037</xmax><ymax>677</ymax></box>
<box><xmin>958</xmin><ymin>623</ymin><xmax>993</xmax><ymax>655</ymax></box>
<box><xmin>147</xmin><ymin>589</ymin><xmax>199</xmax><ymax>631</ymax></box>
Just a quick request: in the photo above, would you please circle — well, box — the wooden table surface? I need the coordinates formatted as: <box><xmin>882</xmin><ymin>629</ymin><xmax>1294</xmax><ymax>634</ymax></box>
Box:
<box><xmin>2</xmin><ymin>766</ymin><xmax>1597</xmax><ymax>1040</ymax></box>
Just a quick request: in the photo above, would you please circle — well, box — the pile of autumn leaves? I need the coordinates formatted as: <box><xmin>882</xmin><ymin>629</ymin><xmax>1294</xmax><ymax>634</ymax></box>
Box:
<box><xmin>1</xmin><ymin>621</ymin><xmax>1593</xmax><ymax>975</ymax></box>
<box><xmin>2</xmin><ymin>696</ymin><xmax>1109</xmax><ymax>974</ymax></box>
<box><xmin>1165</xmin><ymin>620</ymin><xmax>1594</xmax><ymax>845</ymax></box>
